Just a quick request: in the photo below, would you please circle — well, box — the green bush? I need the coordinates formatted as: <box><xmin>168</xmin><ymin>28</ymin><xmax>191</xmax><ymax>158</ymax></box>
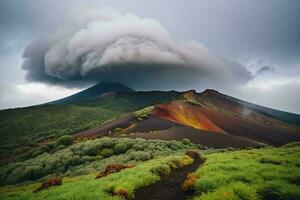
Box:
<box><xmin>151</xmin><ymin>164</ymin><xmax>171</xmax><ymax>176</ymax></box>
<box><xmin>114</xmin><ymin>143</ymin><xmax>128</xmax><ymax>154</ymax></box>
<box><xmin>196</xmin><ymin>144</ymin><xmax>203</xmax><ymax>149</ymax></box>
<box><xmin>134</xmin><ymin>106</ymin><xmax>154</xmax><ymax>120</ymax></box>
<box><xmin>58</xmin><ymin>135</ymin><xmax>74</xmax><ymax>146</ymax></box>
<box><xmin>22</xmin><ymin>165</ymin><xmax>43</xmax><ymax>181</ymax></box>
<box><xmin>129</xmin><ymin>151</ymin><xmax>152</xmax><ymax>161</ymax></box>
<box><xmin>133</xmin><ymin>144</ymin><xmax>144</xmax><ymax>151</ymax></box>
<box><xmin>182</xmin><ymin>138</ymin><xmax>191</xmax><ymax>145</ymax></box>
<box><xmin>97</xmin><ymin>148</ymin><xmax>114</xmax><ymax>158</ymax></box>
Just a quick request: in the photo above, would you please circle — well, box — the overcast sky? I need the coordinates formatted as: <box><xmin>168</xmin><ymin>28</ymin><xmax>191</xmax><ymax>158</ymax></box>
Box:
<box><xmin>0</xmin><ymin>0</ymin><xmax>299</xmax><ymax>114</ymax></box>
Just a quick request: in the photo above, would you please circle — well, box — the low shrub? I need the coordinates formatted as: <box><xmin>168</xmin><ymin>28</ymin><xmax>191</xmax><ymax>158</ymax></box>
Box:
<box><xmin>58</xmin><ymin>135</ymin><xmax>74</xmax><ymax>146</ymax></box>
<box><xmin>182</xmin><ymin>138</ymin><xmax>191</xmax><ymax>145</ymax></box>
<box><xmin>129</xmin><ymin>151</ymin><xmax>152</xmax><ymax>161</ymax></box>
<box><xmin>22</xmin><ymin>165</ymin><xmax>43</xmax><ymax>181</ymax></box>
<box><xmin>151</xmin><ymin>164</ymin><xmax>171</xmax><ymax>176</ymax></box>
<box><xmin>166</xmin><ymin>156</ymin><xmax>193</xmax><ymax>169</ymax></box>
<box><xmin>134</xmin><ymin>106</ymin><xmax>154</xmax><ymax>120</ymax></box>
<box><xmin>133</xmin><ymin>144</ymin><xmax>144</xmax><ymax>151</ymax></box>
<box><xmin>114</xmin><ymin>143</ymin><xmax>128</xmax><ymax>154</ymax></box>
<box><xmin>97</xmin><ymin>148</ymin><xmax>114</xmax><ymax>158</ymax></box>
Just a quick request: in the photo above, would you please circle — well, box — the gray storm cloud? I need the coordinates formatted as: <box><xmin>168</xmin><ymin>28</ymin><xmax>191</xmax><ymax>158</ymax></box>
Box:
<box><xmin>22</xmin><ymin>6</ymin><xmax>251</xmax><ymax>90</ymax></box>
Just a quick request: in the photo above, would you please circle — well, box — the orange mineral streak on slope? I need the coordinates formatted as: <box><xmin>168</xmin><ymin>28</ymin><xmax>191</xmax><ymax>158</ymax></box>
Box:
<box><xmin>154</xmin><ymin>101</ymin><xmax>225</xmax><ymax>133</ymax></box>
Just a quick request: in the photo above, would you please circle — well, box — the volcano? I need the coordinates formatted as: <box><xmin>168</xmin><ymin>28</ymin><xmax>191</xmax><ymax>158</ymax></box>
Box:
<box><xmin>69</xmin><ymin>84</ymin><xmax>300</xmax><ymax>148</ymax></box>
<box><xmin>50</xmin><ymin>82</ymin><xmax>134</xmax><ymax>105</ymax></box>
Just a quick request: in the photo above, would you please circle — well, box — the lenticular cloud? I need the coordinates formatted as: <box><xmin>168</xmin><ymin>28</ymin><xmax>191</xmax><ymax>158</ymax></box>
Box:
<box><xmin>22</xmin><ymin>6</ymin><xmax>251</xmax><ymax>90</ymax></box>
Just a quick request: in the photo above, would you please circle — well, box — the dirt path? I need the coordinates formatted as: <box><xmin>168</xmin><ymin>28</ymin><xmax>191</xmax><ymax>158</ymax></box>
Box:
<box><xmin>134</xmin><ymin>158</ymin><xmax>203</xmax><ymax>200</ymax></box>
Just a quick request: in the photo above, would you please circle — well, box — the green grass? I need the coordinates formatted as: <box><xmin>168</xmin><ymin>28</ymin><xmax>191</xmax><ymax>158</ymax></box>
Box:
<box><xmin>0</xmin><ymin>155</ymin><xmax>193</xmax><ymax>200</ymax></box>
<box><xmin>1</xmin><ymin>143</ymin><xmax>299</xmax><ymax>200</ymax></box>
<box><xmin>193</xmin><ymin>143</ymin><xmax>300</xmax><ymax>200</ymax></box>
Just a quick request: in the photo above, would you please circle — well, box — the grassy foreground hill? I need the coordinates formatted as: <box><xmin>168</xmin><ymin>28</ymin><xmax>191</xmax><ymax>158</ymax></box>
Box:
<box><xmin>0</xmin><ymin>141</ymin><xmax>299</xmax><ymax>200</ymax></box>
<box><xmin>192</xmin><ymin>142</ymin><xmax>300</xmax><ymax>200</ymax></box>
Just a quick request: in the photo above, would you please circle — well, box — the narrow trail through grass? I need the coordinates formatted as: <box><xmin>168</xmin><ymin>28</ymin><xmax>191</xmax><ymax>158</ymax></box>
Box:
<box><xmin>134</xmin><ymin>158</ymin><xmax>203</xmax><ymax>200</ymax></box>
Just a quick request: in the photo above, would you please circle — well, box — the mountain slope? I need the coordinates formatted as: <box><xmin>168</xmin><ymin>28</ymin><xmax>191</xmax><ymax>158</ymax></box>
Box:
<box><xmin>223</xmin><ymin>93</ymin><xmax>300</xmax><ymax>125</ymax></box>
<box><xmin>151</xmin><ymin>90</ymin><xmax>300</xmax><ymax>146</ymax></box>
<box><xmin>0</xmin><ymin>86</ymin><xmax>179</xmax><ymax>162</ymax></box>
<box><xmin>50</xmin><ymin>82</ymin><xmax>134</xmax><ymax>105</ymax></box>
<box><xmin>74</xmin><ymin>89</ymin><xmax>300</xmax><ymax>147</ymax></box>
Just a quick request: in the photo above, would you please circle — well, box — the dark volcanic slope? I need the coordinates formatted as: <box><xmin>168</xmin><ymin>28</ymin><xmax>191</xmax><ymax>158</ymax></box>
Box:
<box><xmin>128</xmin><ymin>117</ymin><xmax>176</xmax><ymax>133</ymax></box>
<box><xmin>50</xmin><ymin>82</ymin><xmax>134</xmax><ymax>105</ymax></box>
<box><xmin>224</xmin><ymin>93</ymin><xmax>300</xmax><ymax>125</ymax></box>
<box><xmin>195</xmin><ymin>90</ymin><xmax>300</xmax><ymax>146</ymax></box>
<box><xmin>74</xmin><ymin>114</ymin><xmax>135</xmax><ymax>138</ymax></box>
<box><xmin>129</xmin><ymin>126</ymin><xmax>261</xmax><ymax>148</ymax></box>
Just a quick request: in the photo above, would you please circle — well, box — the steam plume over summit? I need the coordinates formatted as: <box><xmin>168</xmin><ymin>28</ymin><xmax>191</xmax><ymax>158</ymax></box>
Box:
<box><xmin>22</xmin><ymin>6</ymin><xmax>251</xmax><ymax>90</ymax></box>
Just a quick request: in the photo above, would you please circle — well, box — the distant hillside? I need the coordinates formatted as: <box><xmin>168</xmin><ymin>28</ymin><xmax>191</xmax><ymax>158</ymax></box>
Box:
<box><xmin>0</xmin><ymin>88</ymin><xmax>179</xmax><ymax>162</ymax></box>
<box><xmin>223</xmin><ymin>93</ymin><xmax>300</xmax><ymax>125</ymax></box>
<box><xmin>50</xmin><ymin>82</ymin><xmax>134</xmax><ymax>105</ymax></box>
<box><xmin>1</xmin><ymin>83</ymin><xmax>300</xmax><ymax>165</ymax></box>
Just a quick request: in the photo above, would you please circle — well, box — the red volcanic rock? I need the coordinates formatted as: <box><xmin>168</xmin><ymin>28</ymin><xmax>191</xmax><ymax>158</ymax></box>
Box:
<box><xmin>185</xmin><ymin>150</ymin><xmax>200</xmax><ymax>160</ymax></box>
<box><xmin>181</xmin><ymin>172</ymin><xmax>199</xmax><ymax>191</ymax></box>
<box><xmin>153</xmin><ymin>101</ymin><xmax>225</xmax><ymax>133</ymax></box>
<box><xmin>113</xmin><ymin>188</ymin><xmax>129</xmax><ymax>198</ymax></box>
<box><xmin>33</xmin><ymin>177</ymin><xmax>62</xmax><ymax>193</ymax></box>
<box><xmin>95</xmin><ymin>163</ymin><xmax>135</xmax><ymax>179</ymax></box>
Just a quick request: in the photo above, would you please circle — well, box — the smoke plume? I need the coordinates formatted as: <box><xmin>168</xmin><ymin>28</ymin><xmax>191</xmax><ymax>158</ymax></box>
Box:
<box><xmin>22</xmin><ymin>6</ymin><xmax>251</xmax><ymax>90</ymax></box>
